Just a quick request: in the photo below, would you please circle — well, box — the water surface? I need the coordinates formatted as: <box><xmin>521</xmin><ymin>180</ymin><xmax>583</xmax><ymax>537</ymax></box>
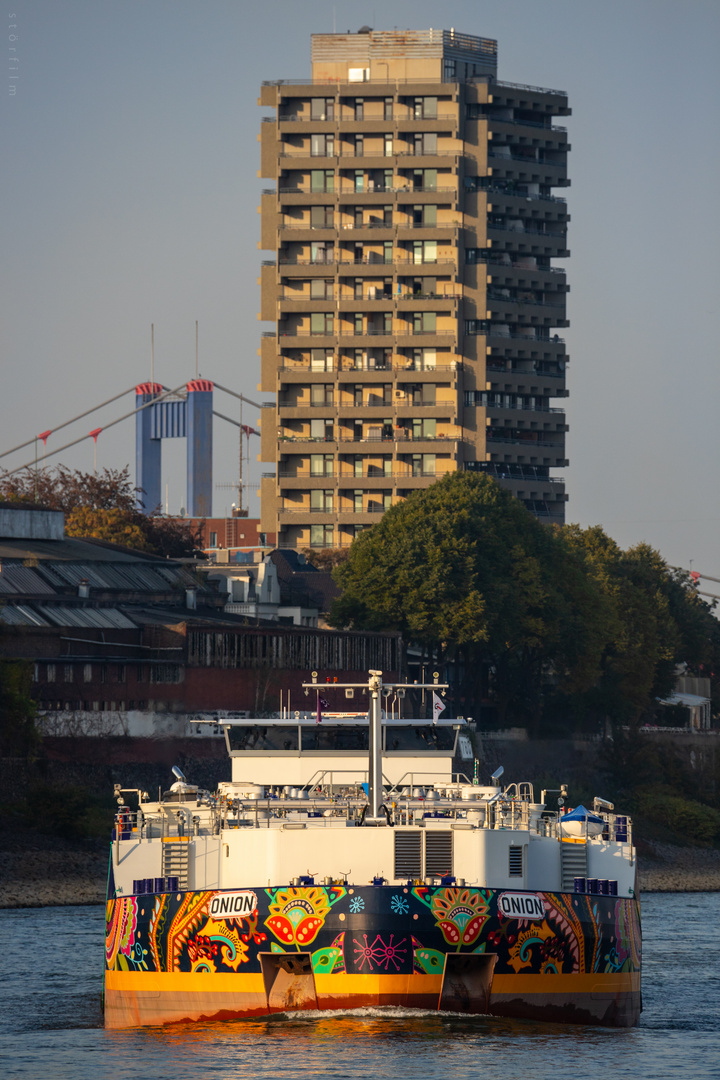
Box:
<box><xmin>2</xmin><ymin>893</ymin><xmax>718</xmax><ymax>1079</ymax></box>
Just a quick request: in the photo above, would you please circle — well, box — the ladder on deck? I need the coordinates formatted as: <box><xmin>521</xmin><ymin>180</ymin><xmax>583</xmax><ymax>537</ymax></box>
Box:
<box><xmin>162</xmin><ymin>841</ymin><xmax>190</xmax><ymax>890</ymax></box>
<box><xmin>560</xmin><ymin>841</ymin><xmax>588</xmax><ymax>891</ymax></box>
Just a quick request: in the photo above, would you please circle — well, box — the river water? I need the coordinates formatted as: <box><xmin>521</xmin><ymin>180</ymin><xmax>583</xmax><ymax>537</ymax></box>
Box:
<box><xmin>1</xmin><ymin>893</ymin><xmax>718</xmax><ymax>1080</ymax></box>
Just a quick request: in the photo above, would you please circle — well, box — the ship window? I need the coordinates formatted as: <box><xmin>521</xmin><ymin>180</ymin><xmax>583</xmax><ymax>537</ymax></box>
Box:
<box><xmin>384</xmin><ymin>726</ymin><xmax>456</xmax><ymax>752</ymax></box>
<box><xmin>394</xmin><ymin>831</ymin><xmax>422</xmax><ymax>879</ymax></box>
<box><xmin>425</xmin><ymin>831</ymin><xmax>453</xmax><ymax>877</ymax></box>
<box><xmin>509</xmin><ymin>846</ymin><xmax>523</xmax><ymax>876</ymax></box>
<box><xmin>227</xmin><ymin>725</ymin><xmax>299</xmax><ymax>751</ymax></box>
<box><xmin>300</xmin><ymin>725</ymin><xmax>369</xmax><ymax>751</ymax></box>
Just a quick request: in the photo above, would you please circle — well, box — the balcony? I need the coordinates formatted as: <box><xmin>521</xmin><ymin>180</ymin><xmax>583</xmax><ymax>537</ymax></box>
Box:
<box><xmin>483</xmin><ymin>257</ymin><xmax>567</xmax><ymax>285</ymax></box>
<box><xmin>277</xmin><ymin>255</ymin><xmax>458</xmax><ymax>269</ymax></box>
<box><xmin>468</xmin><ymin>462</ymin><xmax>565</xmax><ymax>484</ymax></box>
<box><xmin>484</xmin><ymin>116</ymin><xmax>568</xmax><ymax>134</ymax></box>
<box><xmin>277</xmin><ymin>184</ymin><xmax>456</xmax><ymax>196</ymax></box>
<box><xmin>485</xmin><ymin>290</ymin><xmax>568</xmax><ymax>327</ymax></box>
<box><xmin>484</xmin><ymin>366</ymin><xmax>567</xmax><ymax>396</ymax></box>
<box><xmin>478</xmin><ymin>183</ymin><xmax>567</xmax><ymax>206</ymax></box>
<box><xmin>483</xmin><ymin>328</ymin><xmax>566</xmax><ymax>346</ymax></box>
<box><xmin>337</xmin><ymin>432</ymin><xmax>460</xmax><ymax>446</ymax></box>
<box><xmin>488</xmin><ymin>151</ymin><xmax>568</xmax><ymax>179</ymax></box>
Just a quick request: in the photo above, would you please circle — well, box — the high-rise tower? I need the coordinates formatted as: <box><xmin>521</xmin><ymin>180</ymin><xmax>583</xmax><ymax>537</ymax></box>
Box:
<box><xmin>258</xmin><ymin>29</ymin><xmax>570</xmax><ymax>550</ymax></box>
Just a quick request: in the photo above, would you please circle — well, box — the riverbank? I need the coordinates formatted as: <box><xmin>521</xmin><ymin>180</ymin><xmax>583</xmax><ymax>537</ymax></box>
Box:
<box><xmin>636</xmin><ymin>840</ymin><xmax>720</xmax><ymax>893</ymax></box>
<box><xmin>1</xmin><ymin>841</ymin><xmax>719</xmax><ymax>908</ymax></box>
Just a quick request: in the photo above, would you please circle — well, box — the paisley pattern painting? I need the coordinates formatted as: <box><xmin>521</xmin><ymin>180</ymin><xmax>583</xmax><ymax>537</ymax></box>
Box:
<box><xmin>105</xmin><ymin>885</ymin><xmax>641</xmax><ymax>981</ymax></box>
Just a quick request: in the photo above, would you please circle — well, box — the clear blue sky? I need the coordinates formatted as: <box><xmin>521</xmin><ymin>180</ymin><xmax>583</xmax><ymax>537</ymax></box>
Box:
<box><xmin>2</xmin><ymin>0</ymin><xmax>719</xmax><ymax>577</ymax></box>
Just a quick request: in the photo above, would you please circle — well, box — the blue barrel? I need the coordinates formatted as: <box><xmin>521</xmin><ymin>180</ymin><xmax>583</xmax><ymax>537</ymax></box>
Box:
<box><xmin>598</xmin><ymin>879</ymin><xmax>609</xmax><ymax>895</ymax></box>
<box><xmin>154</xmin><ymin>877</ymin><xmax>166</xmax><ymax>893</ymax></box>
<box><xmin>608</xmin><ymin>880</ymin><xmax>618</xmax><ymax>896</ymax></box>
<box><xmin>586</xmin><ymin>877</ymin><xmax>598</xmax><ymax>893</ymax></box>
<box><xmin>142</xmin><ymin>878</ymin><xmax>154</xmax><ymax>894</ymax></box>
<box><xmin>573</xmin><ymin>877</ymin><xmax>586</xmax><ymax>893</ymax></box>
<box><xmin>166</xmin><ymin>876</ymin><xmax>180</xmax><ymax>892</ymax></box>
<box><xmin>132</xmin><ymin>879</ymin><xmax>142</xmax><ymax>894</ymax></box>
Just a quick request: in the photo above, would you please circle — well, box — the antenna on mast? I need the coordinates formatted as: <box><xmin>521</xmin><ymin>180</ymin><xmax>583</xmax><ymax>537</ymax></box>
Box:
<box><xmin>150</xmin><ymin>324</ymin><xmax>154</xmax><ymax>384</ymax></box>
<box><xmin>195</xmin><ymin>320</ymin><xmax>199</xmax><ymax>378</ymax></box>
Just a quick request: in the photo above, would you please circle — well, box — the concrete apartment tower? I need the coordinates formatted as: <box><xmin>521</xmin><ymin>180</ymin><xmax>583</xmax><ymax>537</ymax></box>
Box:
<box><xmin>258</xmin><ymin>28</ymin><xmax>570</xmax><ymax>550</ymax></box>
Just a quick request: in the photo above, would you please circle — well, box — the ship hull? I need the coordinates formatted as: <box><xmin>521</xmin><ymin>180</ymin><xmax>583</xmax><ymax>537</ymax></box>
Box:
<box><xmin>104</xmin><ymin>883</ymin><xmax>641</xmax><ymax>1029</ymax></box>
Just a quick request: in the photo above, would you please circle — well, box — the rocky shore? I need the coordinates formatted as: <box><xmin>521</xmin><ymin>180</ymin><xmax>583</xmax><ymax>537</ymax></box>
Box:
<box><xmin>1</xmin><ymin>841</ymin><xmax>719</xmax><ymax>908</ymax></box>
<box><xmin>0</xmin><ymin>848</ymin><xmax>108</xmax><ymax>909</ymax></box>
<box><xmin>636</xmin><ymin>840</ymin><xmax>720</xmax><ymax>893</ymax></box>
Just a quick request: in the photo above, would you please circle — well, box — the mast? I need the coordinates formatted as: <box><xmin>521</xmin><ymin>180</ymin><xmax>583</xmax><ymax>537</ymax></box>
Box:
<box><xmin>368</xmin><ymin>670</ymin><xmax>384</xmax><ymax>817</ymax></box>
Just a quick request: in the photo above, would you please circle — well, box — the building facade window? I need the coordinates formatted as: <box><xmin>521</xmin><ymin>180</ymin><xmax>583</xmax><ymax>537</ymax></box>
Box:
<box><xmin>310</xmin><ymin>489</ymin><xmax>333</xmax><ymax>512</ymax></box>
<box><xmin>310</xmin><ymin>312</ymin><xmax>334</xmax><ymax>335</ymax></box>
<box><xmin>149</xmin><ymin>664</ymin><xmax>183</xmax><ymax>684</ymax></box>
<box><xmin>310</xmin><ymin>133</ymin><xmax>334</xmax><ymax>157</ymax></box>
<box><xmin>310</xmin><ymin>241</ymin><xmax>334</xmax><ymax>264</ymax></box>
<box><xmin>310</xmin><ymin>454</ymin><xmax>334</xmax><ymax>476</ymax></box>
<box><xmin>310</xmin><ymin>169</ymin><xmax>334</xmax><ymax>192</ymax></box>
<box><xmin>310</xmin><ymin>348</ymin><xmax>333</xmax><ymax>371</ymax></box>
<box><xmin>310</xmin><ymin>205</ymin><xmax>333</xmax><ymax>228</ymax></box>
<box><xmin>310</xmin><ymin>524</ymin><xmax>334</xmax><ymax>547</ymax></box>
<box><xmin>310</xmin><ymin>97</ymin><xmax>334</xmax><ymax>120</ymax></box>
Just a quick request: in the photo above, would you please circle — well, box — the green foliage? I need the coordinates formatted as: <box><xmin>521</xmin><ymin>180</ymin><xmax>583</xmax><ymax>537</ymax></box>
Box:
<box><xmin>328</xmin><ymin>473</ymin><xmax>719</xmax><ymax>733</ymax></box>
<box><xmin>634</xmin><ymin>788</ymin><xmax>720</xmax><ymax>847</ymax></box>
<box><xmin>330</xmin><ymin>473</ymin><xmax>608</xmax><ymax>727</ymax></box>
<box><xmin>561</xmin><ymin>528</ymin><xmax>718</xmax><ymax>729</ymax></box>
<box><xmin>0</xmin><ymin>660</ymin><xmax>39</xmax><ymax>758</ymax></box>
<box><xmin>19</xmin><ymin>783</ymin><xmax>115</xmax><ymax>840</ymax></box>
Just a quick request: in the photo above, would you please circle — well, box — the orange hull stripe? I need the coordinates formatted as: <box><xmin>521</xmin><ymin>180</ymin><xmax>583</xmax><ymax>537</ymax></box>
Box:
<box><xmin>105</xmin><ymin>970</ymin><xmax>640</xmax><ymax>996</ymax></box>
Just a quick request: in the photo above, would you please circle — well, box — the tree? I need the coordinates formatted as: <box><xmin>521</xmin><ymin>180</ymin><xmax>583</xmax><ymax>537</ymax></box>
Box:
<box><xmin>301</xmin><ymin>548</ymin><xmax>350</xmax><ymax>572</ymax></box>
<box><xmin>64</xmin><ymin>507</ymin><xmax>155</xmax><ymax>552</ymax></box>
<box><xmin>330</xmin><ymin>473</ymin><xmax>606</xmax><ymax>728</ymax></box>
<box><xmin>0</xmin><ymin>466</ymin><xmax>203</xmax><ymax>559</ymax></box>
<box><xmin>0</xmin><ymin>464</ymin><xmax>136</xmax><ymax>513</ymax></box>
<box><xmin>329</xmin><ymin>474</ymin><xmax>717</xmax><ymax>734</ymax></box>
<box><xmin>556</xmin><ymin>526</ymin><xmax>720</xmax><ymax>736</ymax></box>
<box><xmin>0</xmin><ymin>660</ymin><xmax>38</xmax><ymax>758</ymax></box>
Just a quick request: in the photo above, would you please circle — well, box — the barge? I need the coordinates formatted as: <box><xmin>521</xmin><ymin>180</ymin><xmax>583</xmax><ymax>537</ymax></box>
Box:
<box><xmin>104</xmin><ymin>672</ymin><xmax>641</xmax><ymax>1027</ymax></box>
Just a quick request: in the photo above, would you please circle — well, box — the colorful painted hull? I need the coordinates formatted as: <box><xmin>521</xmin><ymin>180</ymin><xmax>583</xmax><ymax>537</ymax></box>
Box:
<box><xmin>104</xmin><ymin>883</ymin><xmax>641</xmax><ymax>1029</ymax></box>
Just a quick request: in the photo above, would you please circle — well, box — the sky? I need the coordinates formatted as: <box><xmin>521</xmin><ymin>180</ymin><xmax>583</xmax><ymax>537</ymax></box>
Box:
<box><xmin>2</xmin><ymin>0</ymin><xmax>719</xmax><ymax>579</ymax></box>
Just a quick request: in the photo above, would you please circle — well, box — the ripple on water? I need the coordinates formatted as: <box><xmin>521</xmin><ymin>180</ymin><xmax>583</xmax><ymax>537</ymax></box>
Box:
<box><xmin>1</xmin><ymin>896</ymin><xmax>719</xmax><ymax>1080</ymax></box>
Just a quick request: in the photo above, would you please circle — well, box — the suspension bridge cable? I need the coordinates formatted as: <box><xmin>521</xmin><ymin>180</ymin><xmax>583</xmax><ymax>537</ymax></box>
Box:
<box><xmin>0</xmin><ymin>384</ymin><xmax>139</xmax><ymax>461</ymax></box>
<box><xmin>211</xmin><ymin>381</ymin><xmax>263</xmax><ymax>410</ymax></box>
<box><xmin>1</xmin><ymin>383</ymin><xmax>188</xmax><ymax>479</ymax></box>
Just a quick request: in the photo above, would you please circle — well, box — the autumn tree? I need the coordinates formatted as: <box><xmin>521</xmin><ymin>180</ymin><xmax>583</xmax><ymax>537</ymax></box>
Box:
<box><xmin>0</xmin><ymin>466</ymin><xmax>203</xmax><ymax>559</ymax></box>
